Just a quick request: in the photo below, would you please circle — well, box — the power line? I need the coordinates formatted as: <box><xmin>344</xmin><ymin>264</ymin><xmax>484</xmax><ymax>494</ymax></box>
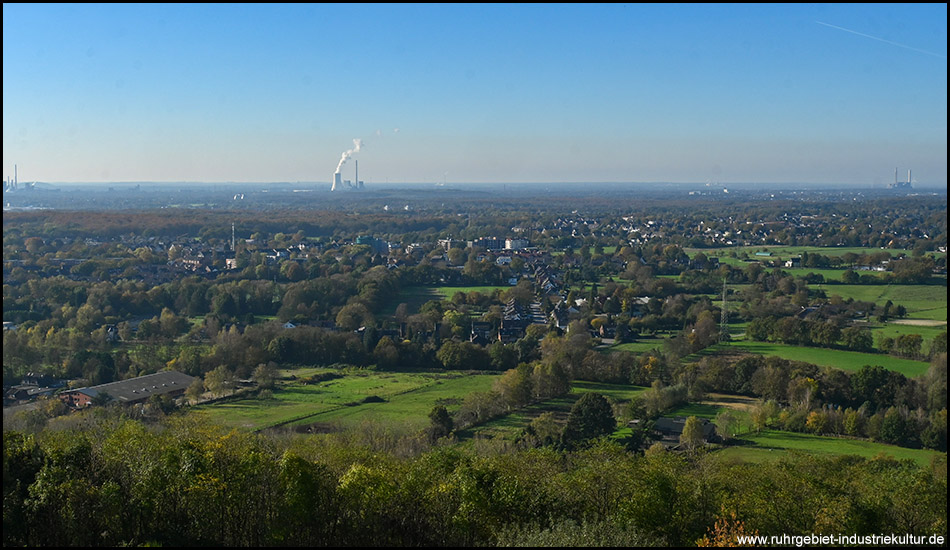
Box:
<box><xmin>719</xmin><ymin>278</ymin><xmax>729</xmax><ymax>343</ymax></box>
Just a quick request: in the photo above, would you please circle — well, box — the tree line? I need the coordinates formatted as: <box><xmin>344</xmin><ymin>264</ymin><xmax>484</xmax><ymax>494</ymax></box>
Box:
<box><xmin>3</xmin><ymin>412</ymin><xmax>945</xmax><ymax>547</ymax></box>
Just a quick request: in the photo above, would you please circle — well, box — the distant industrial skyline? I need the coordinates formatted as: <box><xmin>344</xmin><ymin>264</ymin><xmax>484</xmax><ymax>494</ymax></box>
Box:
<box><xmin>3</xmin><ymin>4</ymin><xmax>947</xmax><ymax>187</ymax></box>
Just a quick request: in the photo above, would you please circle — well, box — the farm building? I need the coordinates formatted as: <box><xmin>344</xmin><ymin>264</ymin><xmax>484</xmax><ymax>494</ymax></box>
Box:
<box><xmin>653</xmin><ymin>416</ymin><xmax>720</xmax><ymax>446</ymax></box>
<box><xmin>60</xmin><ymin>371</ymin><xmax>196</xmax><ymax>409</ymax></box>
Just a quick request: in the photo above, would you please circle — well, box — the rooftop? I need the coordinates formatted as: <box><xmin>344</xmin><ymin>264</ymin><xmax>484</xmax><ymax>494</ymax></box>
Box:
<box><xmin>67</xmin><ymin>371</ymin><xmax>196</xmax><ymax>404</ymax></box>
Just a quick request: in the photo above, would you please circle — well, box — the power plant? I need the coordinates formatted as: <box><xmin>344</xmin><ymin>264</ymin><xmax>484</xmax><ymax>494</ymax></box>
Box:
<box><xmin>5</xmin><ymin>164</ymin><xmax>15</xmax><ymax>191</ymax></box>
<box><xmin>888</xmin><ymin>167</ymin><xmax>913</xmax><ymax>189</ymax></box>
<box><xmin>331</xmin><ymin>159</ymin><xmax>365</xmax><ymax>191</ymax></box>
<box><xmin>4</xmin><ymin>164</ymin><xmax>35</xmax><ymax>192</ymax></box>
<box><xmin>331</xmin><ymin>138</ymin><xmax>364</xmax><ymax>191</ymax></box>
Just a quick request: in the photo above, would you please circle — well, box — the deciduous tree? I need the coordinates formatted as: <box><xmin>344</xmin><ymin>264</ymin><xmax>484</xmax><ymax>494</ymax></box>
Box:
<box><xmin>561</xmin><ymin>392</ymin><xmax>616</xmax><ymax>448</ymax></box>
<box><xmin>679</xmin><ymin>415</ymin><xmax>705</xmax><ymax>451</ymax></box>
<box><xmin>204</xmin><ymin>365</ymin><xmax>236</xmax><ymax>397</ymax></box>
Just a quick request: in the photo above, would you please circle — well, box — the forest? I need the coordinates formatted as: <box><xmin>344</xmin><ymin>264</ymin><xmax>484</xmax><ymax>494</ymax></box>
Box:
<box><xmin>3</xmin><ymin>413</ymin><xmax>946</xmax><ymax>547</ymax></box>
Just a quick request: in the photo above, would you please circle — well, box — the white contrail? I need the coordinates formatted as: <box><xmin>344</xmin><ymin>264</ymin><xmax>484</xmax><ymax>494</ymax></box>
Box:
<box><xmin>816</xmin><ymin>21</ymin><xmax>946</xmax><ymax>59</ymax></box>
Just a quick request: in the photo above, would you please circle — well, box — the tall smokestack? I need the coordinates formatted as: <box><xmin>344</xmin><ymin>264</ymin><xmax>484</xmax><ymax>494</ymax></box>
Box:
<box><xmin>355</xmin><ymin>159</ymin><xmax>358</xmax><ymax>189</ymax></box>
<box><xmin>907</xmin><ymin>169</ymin><xmax>911</xmax><ymax>185</ymax></box>
<box><xmin>14</xmin><ymin>164</ymin><xmax>17</xmax><ymax>188</ymax></box>
<box><xmin>895</xmin><ymin>167</ymin><xmax>898</xmax><ymax>185</ymax></box>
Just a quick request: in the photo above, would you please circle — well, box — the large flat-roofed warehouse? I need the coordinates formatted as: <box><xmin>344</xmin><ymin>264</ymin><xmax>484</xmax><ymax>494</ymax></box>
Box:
<box><xmin>60</xmin><ymin>371</ymin><xmax>196</xmax><ymax>408</ymax></box>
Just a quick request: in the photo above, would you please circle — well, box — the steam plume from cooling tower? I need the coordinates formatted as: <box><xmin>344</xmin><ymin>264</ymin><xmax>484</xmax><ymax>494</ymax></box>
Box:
<box><xmin>335</xmin><ymin>138</ymin><xmax>363</xmax><ymax>174</ymax></box>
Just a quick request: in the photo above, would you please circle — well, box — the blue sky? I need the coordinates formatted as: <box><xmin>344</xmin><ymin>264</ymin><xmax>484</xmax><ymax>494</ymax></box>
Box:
<box><xmin>3</xmin><ymin>3</ymin><xmax>946</xmax><ymax>186</ymax></box>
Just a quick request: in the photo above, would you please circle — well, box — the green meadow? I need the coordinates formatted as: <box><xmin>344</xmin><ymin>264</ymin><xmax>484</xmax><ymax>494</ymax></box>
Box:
<box><xmin>904</xmin><ymin>307</ymin><xmax>948</xmax><ymax>322</ymax></box>
<box><xmin>193</xmin><ymin>370</ymin><xmax>499</xmax><ymax>432</ymax></box>
<box><xmin>572</xmin><ymin>380</ymin><xmax>649</xmax><ymax>402</ymax></box>
<box><xmin>610</xmin><ymin>338</ymin><xmax>670</xmax><ymax>354</ymax></box>
<box><xmin>460</xmin><ymin>380</ymin><xmax>648</xmax><ymax>442</ymax></box>
<box><xmin>383</xmin><ymin>285</ymin><xmax>515</xmax><ymax>316</ymax></box>
<box><xmin>306</xmin><ymin>372</ymin><xmax>499</xmax><ymax>429</ymax></box>
<box><xmin>659</xmin><ymin>398</ymin><xmax>944</xmax><ymax>466</ymax></box>
<box><xmin>380</xmin><ymin>286</ymin><xmax>443</xmax><ymax>316</ymax></box>
<box><xmin>707</xmin><ymin>256</ymin><xmax>891</xmax><ymax>282</ymax></box>
<box><xmin>723</xmin><ymin>341</ymin><xmax>930</xmax><ymax>377</ymax></box>
<box><xmin>817</xmin><ymin>284</ymin><xmax>946</xmax><ymax>314</ymax></box>
<box><xmin>668</xmin><ymin>402</ymin><xmax>730</xmax><ymax>420</ymax></box>
<box><xmin>688</xmin><ymin>245</ymin><xmax>920</xmax><ymax>259</ymax></box>
<box><xmin>688</xmin><ymin>245</ymin><xmax>946</xmax><ymax>285</ymax></box>
<box><xmin>873</xmin><ymin>322</ymin><xmax>947</xmax><ymax>354</ymax></box>
<box><xmin>459</xmin><ymin>396</ymin><xmax>577</xmax><ymax>442</ymax></box>
<box><xmin>786</xmin><ymin>267</ymin><xmax>888</xmax><ymax>281</ymax></box>
<box><xmin>717</xmin><ymin>430</ymin><xmax>945</xmax><ymax>468</ymax></box>
<box><xmin>436</xmin><ymin>285</ymin><xmax>514</xmax><ymax>297</ymax></box>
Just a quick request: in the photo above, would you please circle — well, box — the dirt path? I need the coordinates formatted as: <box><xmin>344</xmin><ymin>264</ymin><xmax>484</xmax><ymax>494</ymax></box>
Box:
<box><xmin>701</xmin><ymin>393</ymin><xmax>759</xmax><ymax>412</ymax></box>
<box><xmin>890</xmin><ymin>319</ymin><xmax>947</xmax><ymax>327</ymax></box>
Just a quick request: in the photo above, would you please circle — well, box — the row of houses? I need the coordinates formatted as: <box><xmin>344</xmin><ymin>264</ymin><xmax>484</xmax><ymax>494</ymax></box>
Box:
<box><xmin>498</xmin><ymin>299</ymin><xmax>547</xmax><ymax>343</ymax></box>
<box><xmin>533</xmin><ymin>264</ymin><xmax>561</xmax><ymax>295</ymax></box>
<box><xmin>4</xmin><ymin>373</ymin><xmax>66</xmax><ymax>406</ymax></box>
<box><xmin>439</xmin><ymin>237</ymin><xmax>531</xmax><ymax>251</ymax></box>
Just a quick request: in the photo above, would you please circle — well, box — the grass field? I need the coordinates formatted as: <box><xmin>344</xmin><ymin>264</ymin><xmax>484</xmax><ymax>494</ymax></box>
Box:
<box><xmin>668</xmin><ymin>402</ymin><xmax>727</xmax><ymax>419</ymax></box>
<box><xmin>662</xmin><ymin>394</ymin><xmax>761</xmax><ymax>438</ymax></box>
<box><xmin>460</xmin><ymin>380</ymin><xmax>648</xmax><ymax>442</ymax></box>
<box><xmin>382</xmin><ymin>285</ymin><xmax>515</xmax><ymax>316</ymax></box>
<box><xmin>717</xmin><ymin>429</ymin><xmax>945</xmax><ymax>468</ymax></box>
<box><xmin>724</xmin><ymin>320</ymin><xmax>750</xmax><ymax>338</ymax></box>
<box><xmin>459</xmin><ymin>396</ymin><xmax>577</xmax><ymax>442</ymax></box>
<box><xmin>815</xmin><ymin>284</ymin><xmax>947</xmax><ymax>316</ymax></box>
<box><xmin>872</xmin><ymin>322</ymin><xmax>946</xmax><ymax>356</ymax></box>
<box><xmin>436</xmin><ymin>285</ymin><xmax>513</xmax><ymax>297</ymax></box>
<box><xmin>193</xmin><ymin>370</ymin><xmax>499</xmax><ymax>431</ymax></box>
<box><xmin>902</xmin><ymin>307</ymin><xmax>949</xmax><ymax>322</ymax></box>
<box><xmin>686</xmin><ymin>245</ymin><xmax>921</xmax><ymax>259</ymax></box>
<box><xmin>660</xmin><ymin>389</ymin><xmax>944</xmax><ymax>466</ymax></box>
<box><xmin>723</xmin><ymin>341</ymin><xmax>930</xmax><ymax>377</ymax></box>
<box><xmin>786</xmin><ymin>267</ymin><xmax>889</xmax><ymax>281</ymax></box>
<box><xmin>306</xmin><ymin>373</ymin><xmax>498</xmax><ymax>429</ymax></box>
<box><xmin>380</xmin><ymin>287</ymin><xmax>443</xmax><ymax>316</ymax></box>
<box><xmin>192</xmin><ymin>366</ymin><xmax>946</xmax><ymax>467</ymax></box>
<box><xmin>610</xmin><ymin>338</ymin><xmax>670</xmax><ymax>354</ymax></box>
<box><xmin>709</xmin><ymin>257</ymin><xmax>892</xmax><ymax>282</ymax></box>
<box><xmin>573</xmin><ymin>380</ymin><xmax>649</xmax><ymax>402</ymax></box>
<box><xmin>687</xmin><ymin>245</ymin><xmax>948</xmax><ymax>285</ymax></box>
<box><xmin>741</xmin><ymin>281</ymin><xmax>947</xmax><ymax>357</ymax></box>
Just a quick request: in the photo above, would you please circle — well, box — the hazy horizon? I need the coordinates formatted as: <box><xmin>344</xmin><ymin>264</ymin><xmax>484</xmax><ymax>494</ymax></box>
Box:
<box><xmin>14</xmin><ymin>179</ymin><xmax>949</xmax><ymax>191</ymax></box>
